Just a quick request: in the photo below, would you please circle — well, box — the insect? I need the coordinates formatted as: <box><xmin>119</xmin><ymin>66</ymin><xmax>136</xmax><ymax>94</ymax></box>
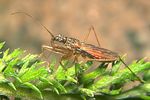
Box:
<box><xmin>11</xmin><ymin>12</ymin><xmax>144</xmax><ymax>83</ymax></box>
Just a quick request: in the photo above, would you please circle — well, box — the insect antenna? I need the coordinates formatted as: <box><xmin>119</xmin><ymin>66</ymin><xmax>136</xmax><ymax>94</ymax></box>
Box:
<box><xmin>119</xmin><ymin>56</ymin><xmax>144</xmax><ymax>83</ymax></box>
<box><xmin>11</xmin><ymin>11</ymin><xmax>54</xmax><ymax>38</ymax></box>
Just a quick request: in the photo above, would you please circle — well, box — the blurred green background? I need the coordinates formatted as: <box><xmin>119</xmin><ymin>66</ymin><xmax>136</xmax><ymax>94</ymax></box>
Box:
<box><xmin>0</xmin><ymin>0</ymin><xmax>149</xmax><ymax>62</ymax></box>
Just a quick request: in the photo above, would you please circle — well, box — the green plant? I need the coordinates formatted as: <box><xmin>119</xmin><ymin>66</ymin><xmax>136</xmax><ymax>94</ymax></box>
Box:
<box><xmin>0</xmin><ymin>42</ymin><xmax>150</xmax><ymax>100</ymax></box>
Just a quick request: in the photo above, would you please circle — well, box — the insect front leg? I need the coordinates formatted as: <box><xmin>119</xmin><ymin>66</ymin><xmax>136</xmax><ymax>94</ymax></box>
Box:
<box><xmin>40</xmin><ymin>44</ymin><xmax>74</xmax><ymax>70</ymax></box>
<box><xmin>39</xmin><ymin>45</ymin><xmax>67</xmax><ymax>68</ymax></box>
<box><xmin>39</xmin><ymin>45</ymin><xmax>51</xmax><ymax>58</ymax></box>
<box><xmin>40</xmin><ymin>45</ymin><xmax>67</xmax><ymax>58</ymax></box>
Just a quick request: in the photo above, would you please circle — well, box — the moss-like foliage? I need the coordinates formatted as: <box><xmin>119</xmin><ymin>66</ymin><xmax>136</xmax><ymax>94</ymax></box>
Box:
<box><xmin>0</xmin><ymin>42</ymin><xmax>150</xmax><ymax>100</ymax></box>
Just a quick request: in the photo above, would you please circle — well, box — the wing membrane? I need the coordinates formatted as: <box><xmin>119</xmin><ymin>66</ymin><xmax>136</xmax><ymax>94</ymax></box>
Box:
<box><xmin>80</xmin><ymin>43</ymin><xmax>119</xmax><ymax>60</ymax></box>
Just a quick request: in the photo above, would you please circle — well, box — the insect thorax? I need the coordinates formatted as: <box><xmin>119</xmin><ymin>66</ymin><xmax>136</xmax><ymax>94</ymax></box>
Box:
<box><xmin>53</xmin><ymin>34</ymin><xmax>81</xmax><ymax>50</ymax></box>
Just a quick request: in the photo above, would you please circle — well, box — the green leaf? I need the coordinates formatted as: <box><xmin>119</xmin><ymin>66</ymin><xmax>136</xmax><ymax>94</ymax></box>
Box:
<box><xmin>89</xmin><ymin>61</ymin><xmax>150</xmax><ymax>91</ymax></box>
<box><xmin>22</xmin><ymin>54</ymin><xmax>38</xmax><ymax>63</ymax></box>
<box><xmin>55</xmin><ymin>65</ymin><xmax>66</xmax><ymax>80</ymax></box>
<box><xmin>55</xmin><ymin>64</ymin><xmax>76</xmax><ymax>83</ymax></box>
<box><xmin>115</xmin><ymin>83</ymin><xmax>150</xmax><ymax>99</ymax></box>
<box><xmin>0</xmin><ymin>59</ymin><xmax>6</xmax><ymax>72</ymax></box>
<box><xmin>49</xmin><ymin>79</ymin><xmax>67</xmax><ymax>93</ymax></box>
<box><xmin>1</xmin><ymin>41</ymin><xmax>150</xmax><ymax>100</ymax></box>
<box><xmin>111</xmin><ymin>55</ymin><xmax>126</xmax><ymax>75</ymax></box>
<box><xmin>0</xmin><ymin>74</ymin><xmax>8</xmax><ymax>83</ymax></box>
<box><xmin>2</xmin><ymin>48</ymin><xmax>22</xmax><ymax>63</ymax></box>
<box><xmin>39</xmin><ymin>77</ymin><xmax>53</xmax><ymax>85</ymax></box>
<box><xmin>111</xmin><ymin>61</ymin><xmax>122</xmax><ymax>75</ymax></box>
<box><xmin>2</xmin><ymin>49</ymin><xmax>9</xmax><ymax>60</ymax></box>
<box><xmin>101</xmin><ymin>88</ymin><xmax>122</xmax><ymax>95</ymax></box>
<box><xmin>83</xmin><ymin>61</ymin><xmax>93</xmax><ymax>70</ymax></box>
<box><xmin>82</xmin><ymin>63</ymin><xmax>107</xmax><ymax>84</ymax></box>
<box><xmin>3</xmin><ymin>58</ymin><xmax>19</xmax><ymax>76</ymax></box>
<box><xmin>54</xmin><ymin>88</ymin><xmax>59</xmax><ymax>94</ymax></box>
<box><xmin>143</xmin><ymin>70</ymin><xmax>150</xmax><ymax>81</ymax></box>
<box><xmin>0</xmin><ymin>74</ymin><xmax>16</xmax><ymax>91</ymax></box>
<box><xmin>0</xmin><ymin>42</ymin><xmax>5</xmax><ymax>49</ymax></box>
<box><xmin>23</xmin><ymin>82</ymin><xmax>43</xmax><ymax>99</ymax></box>
<box><xmin>49</xmin><ymin>57</ymin><xmax>56</xmax><ymax>73</ymax></box>
<box><xmin>65</xmin><ymin>65</ymin><xmax>75</xmax><ymax>76</ymax></box>
<box><xmin>18</xmin><ymin>61</ymin><xmax>30</xmax><ymax>76</ymax></box>
<box><xmin>11</xmin><ymin>75</ymin><xmax>22</xmax><ymax>84</ymax></box>
<box><xmin>8</xmin><ymin>82</ymin><xmax>16</xmax><ymax>91</ymax></box>
<box><xmin>9</xmin><ymin>48</ymin><xmax>23</xmax><ymax>59</ymax></box>
<box><xmin>19</xmin><ymin>63</ymin><xmax>48</xmax><ymax>82</ymax></box>
<box><xmin>79</xmin><ymin>88</ymin><xmax>95</xmax><ymax>97</ymax></box>
<box><xmin>66</xmin><ymin>76</ymin><xmax>77</xmax><ymax>83</ymax></box>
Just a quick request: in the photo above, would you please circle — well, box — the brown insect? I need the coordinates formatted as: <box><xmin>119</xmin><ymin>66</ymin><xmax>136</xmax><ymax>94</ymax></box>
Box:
<box><xmin>11</xmin><ymin>12</ymin><xmax>144</xmax><ymax>83</ymax></box>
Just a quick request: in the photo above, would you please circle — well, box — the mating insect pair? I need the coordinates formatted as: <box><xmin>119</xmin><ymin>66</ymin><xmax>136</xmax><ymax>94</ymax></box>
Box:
<box><xmin>11</xmin><ymin>12</ymin><xmax>144</xmax><ymax>83</ymax></box>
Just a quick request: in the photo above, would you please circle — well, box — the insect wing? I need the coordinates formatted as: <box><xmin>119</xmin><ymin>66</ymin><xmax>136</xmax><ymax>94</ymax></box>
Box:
<box><xmin>80</xmin><ymin>43</ymin><xmax>118</xmax><ymax>60</ymax></box>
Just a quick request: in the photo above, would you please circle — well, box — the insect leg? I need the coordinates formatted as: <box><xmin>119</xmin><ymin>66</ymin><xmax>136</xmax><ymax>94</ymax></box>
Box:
<box><xmin>40</xmin><ymin>45</ymin><xmax>68</xmax><ymax>56</ymax></box>
<box><xmin>40</xmin><ymin>45</ymin><xmax>71</xmax><ymax>69</ymax></box>
<box><xmin>71</xmin><ymin>54</ymin><xmax>79</xmax><ymax>65</ymax></box>
<box><xmin>84</xmin><ymin>26</ymin><xmax>101</xmax><ymax>47</ymax></box>
<box><xmin>119</xmin><ymin>56</ymin><xmax>144</xmax><ymax>83</ymax></box>
<box><xmin>88</xmin><ymin>57</ymin><xmax>144</xmax><ymax>83</ymax></box>
<box><xmin>39</xmin><ymin>45</ymin><xmax>59</xmax><ymax>58</ymax></box>
<box><xmin>39</xmin><ymin>45</ymin><xmax>68</xmax><ymax>65</ymax></box>
<box><xmin>60</xmin><ymin>51</ymin><xmax>74</xmax><ymax>70</ymax></box>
